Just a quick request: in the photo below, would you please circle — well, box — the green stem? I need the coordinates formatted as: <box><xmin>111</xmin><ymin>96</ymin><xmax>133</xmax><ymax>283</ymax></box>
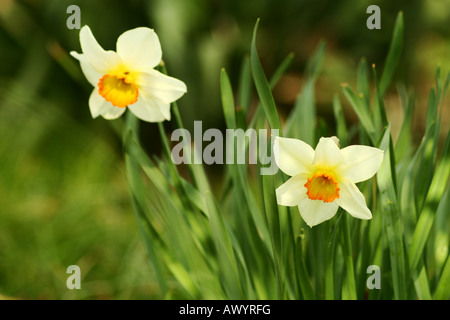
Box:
<box><xmin>342</xmin><ymin>213</ymin><xmax>357</xmax><ymax>300</ymax></box>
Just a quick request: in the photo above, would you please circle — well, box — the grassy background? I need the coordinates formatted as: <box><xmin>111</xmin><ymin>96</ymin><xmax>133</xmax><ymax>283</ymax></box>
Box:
<box><xmin>0</xmin><ymin>0</ymin><xmax>448</xmax><ymax>299</ymax></box>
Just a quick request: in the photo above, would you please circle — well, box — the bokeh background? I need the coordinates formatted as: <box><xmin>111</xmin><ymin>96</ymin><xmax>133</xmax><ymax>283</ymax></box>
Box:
<box><xmin>0</xmin><ymin>0</ymin><xmax>449</xmax><ymax>299</ymax></box>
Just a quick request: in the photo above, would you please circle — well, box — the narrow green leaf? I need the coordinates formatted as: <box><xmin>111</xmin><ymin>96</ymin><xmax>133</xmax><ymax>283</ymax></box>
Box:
<box><xmin>221</xmin><ymin>68</ymin><xmax>237</xmax><ymax>129</ymax></box>
<box><xmin>377</xmin><ymin>125</ymin><xmax>407</xmax><ymax>299</ymax></box>
<box><xmin>395</xmin><ymin>89</ymin><xmax>415</xmax><ymax>161</ymax></box>
<box><xmin>221</xmin><ymin>69</ymin><xmax>273</xmax><ymax>256</ymax></box>
<box><xmin>250</xmin><ymin>19</ymin><xmax>282</xmax><ymax>132</ymax></box>
<box><xmin>285</xmin><ymin>41</ymin><xmax>326</xmax><ymax>144</ymax></box>
<box><xmin>412</xmin><ymin>263</ymin><xmax>432</xmax><ymax>300</ymax></box>
<box><xmin>341</xmin><ymin>213</ymin><xmax>357</xmax><ymax>300</ymax></box>
<box><xmin>342</xmin><ymin>85</ymin><xmax>376</xmax><ymax>143</ymax></box>
<box><xmin>262</xmin><ymin>168</ymin><xmax>283</xmax><ymax>299</ymax></box>
<box><xmin>434</xmin><ymin>251</ymin><xmax>450</xmax><ymax>300</ymax></box>
<box><xmin>248</xmin><ymin>52</ymin><xmax>296</xmax><ymax>131</ymax></box>
<box><xmin>238</xmin><ymin>56</ymin><xmax>252</xmax><ymax>114</ymax></box>
<box><xmin>332</xmin><ymin>94</ymin><xmax>348</xmax><ymax>146</ymax></box>
<box><xmin>379</xmin><ymin>12</ymin><xmax>403</xmax><ymax>97</ymax></box>
<box><xmin>356</xmin><ymin>58</ymin><xmax>371</xmax><ymax>112</ymax></box>
<box><xmin>295</xmin><ymin>236</ymin><xmax>316</xmax><ymax>300</ymax></box>
<box><xmin>325</xmin><ymin>213</ymin><xmax>342</xmax><ymax>299</ymax></box>
<box><xmin>408</xmin><ymin>130</ymin><xmax>450</xmax><ymax>273</ymax></box>
<box><xmin>269</xmin><ymin>52</ymin><xmax>295</xmax><ymax>88</ymax></box>
<box><xmin>372</xmin><ymin>64</ymin><xmax>389</xmax><ymax>133</ymax></box>
<box><xmin>204</xmin><ymin>190</ymin><xmax>243</xmax><ymax>299</ymax></box>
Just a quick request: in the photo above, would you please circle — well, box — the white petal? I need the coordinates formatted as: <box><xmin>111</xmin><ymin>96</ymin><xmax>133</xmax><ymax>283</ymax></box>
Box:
<box><xmin>79</xmin><ymin>25</ymin><xmax>121</xmax><ymax>73</ymax></box>
<box><xmin>116</xmin><ymin>27</ymin><xmax>162</xmax><ymax>71</ymax></box>
<box><xmin>337</xmin><ymin>145</ymin><xmax>384</xmax><ymax>183</ymax></box>
<box><xmin>101</xmin><ymin>104</ymin><xmax>127</xmax><ymax>120</ymax></box>
<box><xmin>274</xmin><ymin>137</ymin><xmax>314</xmax><ymax>177</ymax></box>
<box><xmin>88</xmin><ymin>89</ymin><xmax>126</xmax><ymax>120</ymax></box>
<box><xmin>138</xmin><ymin>69</ymin><xmax>187</xmax><ymax>104</ymax></box>
<box><xmin>70</xmin><ymin>52</ymin><xmax>102</xmax><ymax>87</ymax></box>
<box><xmin>298</xmin><ymin>198</ymin><xmax>339</xmax><ymax>227</ymax></box>
<box><xmin>335</xmin><ymin>179</ymin><xmax>372</xmax><ymax>220</ymax></box>
<box><xmin>313</xmin><ymin>137</ymin><xmax>344</xmax><ymax>168</ymax></box>
<box><xmin>128</xmin><ymin>94</ymin><xmax>169</xmax><ymax>122</ymax></box>
<box><xmin>88</xmin><ymin>88</ymin><xmax>108</xmax><ymax>118</ymax></box>
<box><xmin>276</xmin><ymin>173</ymin><xmax>308</xmax><ymax>206</ymax></box>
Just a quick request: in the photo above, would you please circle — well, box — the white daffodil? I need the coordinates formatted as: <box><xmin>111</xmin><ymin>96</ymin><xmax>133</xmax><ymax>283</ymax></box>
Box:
<box><xmin>274</xmin><ymin>136</ymin><xmax>384</xmax><ymax>227</ymax></box>
<box><xmin>70</xmin><ymin>26</ymin><xmax>187</xmax><ymax>122</ymax></box>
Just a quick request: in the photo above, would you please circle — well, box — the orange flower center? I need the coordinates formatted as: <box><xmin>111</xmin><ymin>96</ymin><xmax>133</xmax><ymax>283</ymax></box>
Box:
<box><xmin>98</xmin><ymin>73</ymin><xmax>138</xmax><ymax>108</ymax></box>
<box><xmin>304</xmin><ymin>172</ymin><xmax>340</xmax><ymax>203</ymax></box>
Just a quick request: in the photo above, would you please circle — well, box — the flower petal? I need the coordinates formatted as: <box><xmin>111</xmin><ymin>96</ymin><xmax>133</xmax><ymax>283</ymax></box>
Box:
<box><xmin>88</xmin><ymin>89</ymin><xmax>126</xmax><ymax>120</ymax></box>
<box><xmin>335</xmin><ymin>179</ymin><xmax>372</xmax><ymax>220</ymax></box>
<box><xmin>337</xmin><ymin>145</ymin><xmax>384</xmax><ymax>183</ymax></box>
<box><xmin>70</xmin><ymin>52</ymin><xmax>102</xmax><ymax>87</ymax></box>
<box><xmin>274</xmin><ymin>137</ymin><xmax>314</xmax><ymax>177</ymax></box>
<box><xmin>88</xmin><ymin>88</ymin><xmax>108</xmax><ymax>118</ymax></box>
<box><xmin>79</xmin><ymin>25</ymin><xmax>121</xmax><ymax>73</ymax></box>
<box><xmin>128</xmin><ymin>94</ymin><xmax>169</xmax><ymax>122</ymax></box>
<box><xmin>313</xmin><ymin>137</ymin><xmax>344</xmax><ymax>168</ymax></box>
<box><xmin>276</xmin><ymin>173</ymin><xmax>309</xmax><ymax>206</ymax></box>
<box><xmin>138</xmin><ymin>69</ymin><xmax>187</xmax><ymax>104</ymax></box>
<box><xmin>116</xmin><ymin>27</ymin><xmax>162</xmax><ymax>71</ymax></box>
<box><xmin>297</xmin><ymin>198</ymin><xmax>339</xmax><ymax>227</ymax></box>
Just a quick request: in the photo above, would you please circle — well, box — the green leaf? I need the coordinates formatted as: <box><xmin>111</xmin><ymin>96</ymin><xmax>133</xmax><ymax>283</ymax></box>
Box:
<box><xmin>250</xmin><ymin>19</ymin><xmax>282</xmax><ymax>132</ymax></box>
<box><xmin>395</xmin><ymin>88</ymin><xmax>415</xmax><ymax>161</ymax></box>
<box><xmin>262</xmin><ymin>166</ymin><xmax>283</xmax><ymax>299</ymax></box>
<box><xmin>295</xmin><ymin>236</ymin><xmax>316</xmax><ymax>300</ymax></box>
<box><xmin>332</xmin><ymin>94</ymin><xmax>348</xmax><ymax>146</ymax></box>
<box><xmin>285</xmin><ymin>41</ymin><xmax>326</xmax><ymax>144</ymax></box>
<box><xmin>238</xmin><ymin>56</ymin><xmax>252</xmax><ymax>115</ymax></box>
<box><xmin>435</xmin><ymin>256</ymin><xmax>450</xmax><ymax>300</ymax></box>
<box><xmin>221</xmin><ymin>68</ymin><xmax>237</xmax><ymax>130</ymax></box>
<box><xmin>341</xmin><ymin>213</ymin><xmax>357</xmax><ymax>300</ymax></box>
<box><xmin>204</xmin><ymin>190</ymin><xmax>243</xmax><ymax>299</ymax></box>
<box><xmin>269</xmin><ymin>52</ymin><xmax>295</xmax><ymax>88</ymax></box>
<box><xmin>356</xmin><ymin>58</ymin><xmax>371</xmax><ymax>111</ymax></box>
<box><xmin>408</xmin><ymin>130</ymin><xmax>450</xmax><ymax>273</ymax></box>
<box><xmin>379</xmin><ymin>12</ymin><xmax>403</xmax><ymax>97</ymax></box>
<box><xmin>377</xmin><ymin>125</ymin><xmax>407</xmax><ymax>300</ymax></box>
<box><xmin>342</xmin><ymin>85</ymin><xmax>376</xmax><ymax>143</ymax></box>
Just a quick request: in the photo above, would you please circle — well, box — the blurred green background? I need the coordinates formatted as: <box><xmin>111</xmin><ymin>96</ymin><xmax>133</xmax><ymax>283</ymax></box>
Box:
<box><xmin>0</xmin><ymin>0</ymin><xmax>448</xmax><ymax>299</ymax></box>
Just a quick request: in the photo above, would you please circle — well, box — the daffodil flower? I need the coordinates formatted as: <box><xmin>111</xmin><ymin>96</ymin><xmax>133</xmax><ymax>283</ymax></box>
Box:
<box><xmin>70</xmin><ymin>26</ymin><xmax>187</xmax><ymax>122</ymax></box>
<box><xmin>274</xmin><ymin>136</ymin><xmax>383</xmax><ymax>227</ymax></box>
